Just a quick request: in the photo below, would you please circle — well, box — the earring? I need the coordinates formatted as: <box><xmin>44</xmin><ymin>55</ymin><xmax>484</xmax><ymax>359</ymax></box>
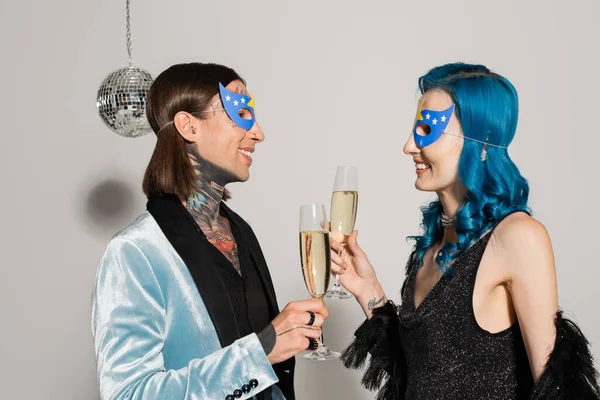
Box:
<box><xmin>481</xmin><ymin>135</ymin><xmax>489</xmax><ymax>162</ymax></box>
<box><xmin>191</xmin><ymin>126</ymin><xmax>196</xmax><ymax>135</ymax></box>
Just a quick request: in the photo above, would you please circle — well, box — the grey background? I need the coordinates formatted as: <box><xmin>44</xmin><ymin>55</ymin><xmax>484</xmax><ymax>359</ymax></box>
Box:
<box><xmin>1</xmin><ymin>0</ymin><xmax>598</xmax><ymax>398</ymax></box>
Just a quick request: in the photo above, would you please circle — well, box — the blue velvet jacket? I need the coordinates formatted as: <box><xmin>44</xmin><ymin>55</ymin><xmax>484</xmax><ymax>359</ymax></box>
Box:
<box><xmin>91</xmin><ymin>194</ymin><xmax>295</xmax><ymax>400</ymax></box>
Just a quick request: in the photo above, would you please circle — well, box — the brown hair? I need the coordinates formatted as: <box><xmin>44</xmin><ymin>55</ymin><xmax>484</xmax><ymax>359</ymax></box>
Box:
<box><xmin>142</xmin><ymin>62</ymin><xmax>244</xmax><ymax>200</ymax></box>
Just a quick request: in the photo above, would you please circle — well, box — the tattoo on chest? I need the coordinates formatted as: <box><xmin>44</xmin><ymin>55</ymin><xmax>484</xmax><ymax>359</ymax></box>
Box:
<box><xmin>188</xmin><ymin>207</ymin><xmax>242</xmax><ymax>275</ymax></box>
<box><xmin>206</xmin><ymin>220</ymin><xmax>242</xmax><ymax>275</ymax></box>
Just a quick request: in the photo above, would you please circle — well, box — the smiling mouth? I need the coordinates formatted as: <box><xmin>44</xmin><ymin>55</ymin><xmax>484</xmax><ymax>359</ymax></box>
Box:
<box><xmin>415</xmin><ymin>163</ymin><xmax>431</xmax><ymax>171</ymax></box>
<box><xmin>238</xmin><ymin>149</ymin><xmax>253</xmax><ymax>164</ymax></box>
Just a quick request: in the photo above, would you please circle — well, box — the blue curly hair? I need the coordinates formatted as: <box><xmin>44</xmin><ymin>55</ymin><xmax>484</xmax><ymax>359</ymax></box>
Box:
<box><xmin>409</xmin><ymin>63</ymin><xmax>530</xmax><ymax>274</ymax></box>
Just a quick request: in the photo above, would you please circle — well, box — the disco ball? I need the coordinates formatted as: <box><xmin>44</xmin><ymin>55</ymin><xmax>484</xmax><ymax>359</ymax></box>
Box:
<box><xmin>96</xmin><ymin>66</ymin><xmax>154</xmax><ymax>137</ymax></box>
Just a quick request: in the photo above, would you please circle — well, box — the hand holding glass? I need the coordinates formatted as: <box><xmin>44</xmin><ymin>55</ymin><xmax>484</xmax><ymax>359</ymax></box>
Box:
<box><xmin>327</xmin><ymin>166</ymin><xmax>359</xmax><ymax>299</ymax></box>
<box><xmin>299</xmin><ymin>204</ymin><xmax>341</xmax><ymax>360</ymax></box>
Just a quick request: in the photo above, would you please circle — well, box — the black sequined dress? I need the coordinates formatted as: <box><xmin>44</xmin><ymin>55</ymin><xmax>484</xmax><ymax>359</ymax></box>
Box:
<box><xmin>342</xmin><ymin>224</ymin><xmax>600</xmax><ymax>399</ymax></box>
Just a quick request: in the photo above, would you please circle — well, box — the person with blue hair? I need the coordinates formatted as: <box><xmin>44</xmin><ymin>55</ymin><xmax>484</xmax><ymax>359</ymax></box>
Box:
<box><xmin>331</xmin><ymin>63</ymin><xmax>599</xmax><ymax>399</ymax></box>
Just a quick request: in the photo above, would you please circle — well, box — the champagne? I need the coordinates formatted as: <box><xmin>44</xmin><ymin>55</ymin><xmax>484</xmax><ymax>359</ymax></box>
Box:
<box><xmin>330</xmin><ymin>190</ymin><xmax>359</xmax><ymax>243</ymax></box>
<box><xmin>299</xmin><ymin>231</ymin><xmax>332</xmax><ymax>298</ymax></box>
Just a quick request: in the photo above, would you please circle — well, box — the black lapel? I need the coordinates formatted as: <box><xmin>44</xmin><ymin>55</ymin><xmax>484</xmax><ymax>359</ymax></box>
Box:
<box><xmin>146</xmin><ymin>194</ymin><xmax>241</xmax><ymax>348</ymax></box>
<box><xmin>220</xmin><ymin>202</ymin><xmax>280</xmax><ymax>317</ymax></box>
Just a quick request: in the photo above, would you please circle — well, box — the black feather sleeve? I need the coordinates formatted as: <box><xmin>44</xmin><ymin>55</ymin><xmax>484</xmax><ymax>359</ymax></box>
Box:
<box><xmin>531</xmin><ymin>310</ymin><xmax>600</xmax><ymax>399</ymax></box>
<box><xmin>341</xmin><ymin>301</ymin><xmax>406</xmax><ymax>400</ymax></box>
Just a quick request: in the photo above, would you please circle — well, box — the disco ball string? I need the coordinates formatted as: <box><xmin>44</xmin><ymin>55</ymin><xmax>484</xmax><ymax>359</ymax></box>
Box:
<box><xmin>96</xmin><ymin>0</ymin><xmax>154</xmax><ymax>138</ymax></box>
<box><xmin>125</xmin><ymin>0</ymin><xmax>133</xmax><ymax>67</ymax></box>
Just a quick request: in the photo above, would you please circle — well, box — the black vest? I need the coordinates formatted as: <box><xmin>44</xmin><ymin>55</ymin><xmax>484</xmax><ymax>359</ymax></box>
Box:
<box><xmin>147</xmin><ymin>194</ymin><xmax>296</xmax><ymax>400</ymax></box>
<box><xmin>210</xmin><ymin>211</ymin><xmax>272</xmax><ymax>399</ymax></box>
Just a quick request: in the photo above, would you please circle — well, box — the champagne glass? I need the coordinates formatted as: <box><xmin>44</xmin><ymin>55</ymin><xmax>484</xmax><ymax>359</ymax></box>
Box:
<box><xmin>299</xmin><ymin>204</ymin><xmax>341</xmax><ymax>361</ymax></box>
<box><xmin>326</xmin><ymin>166</ymin><xmax>359</xmax><ymax>299</ymax></box>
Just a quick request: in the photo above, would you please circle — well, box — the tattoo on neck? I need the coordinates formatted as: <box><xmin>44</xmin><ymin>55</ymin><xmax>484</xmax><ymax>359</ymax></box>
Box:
<box><xmin>185</xmin><ymin>144</ymin><xmax>236</xmax><ymax>215</ymax></box>
<box><xmin>185</xmin><ymin>144</ymin><xmax>242</xmax><ymax>275</ymax></box>
<box><xmin>367</xmin><ymin>295</ymin><xmax>387</xmax><ymax>311</ymax></box>
<box><xmin>210</xmin><ymin>181</ymin><xmax>224</xmax><ymax>191</ymax></box>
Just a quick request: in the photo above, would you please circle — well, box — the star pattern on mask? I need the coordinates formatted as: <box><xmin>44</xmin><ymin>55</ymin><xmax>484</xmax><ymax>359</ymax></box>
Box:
<box><xmin>225</xmin><ymin>95</ymin><xmax>231</xmax><ymax>101</ymax></box>
<box><xmin>432</xmin><ymin>119</ymin><xmax>438</xmax><ymax>125</ymax></box>
<box><xmin>441</xmin><ymin>115</ymin><xmax>447</xmax><ymax>122</ymax></box>
<box><xmin>233</xmin><ymin>100</ymin><xmax>239</xmax><ymax>106</ymax></box>
<box><xmin>426</xmin><ymin>113</ymin><xmax>431</xmax><ymax>119</ymax></box>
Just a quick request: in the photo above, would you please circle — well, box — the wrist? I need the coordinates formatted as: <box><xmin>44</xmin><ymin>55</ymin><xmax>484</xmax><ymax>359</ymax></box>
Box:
<box><xmin>356</xmin><ymin>281</ymin><xmax>386</xmax><ymax>318</ymax></box>
<box><xmin>258</xmin><ymin>323</ymin><xmax>276</xmax><ymax>359</ymax></box>
<box><xmin>356</xmin><ymin>278</ymin><xmax>383</xmax><ymax>300</ymax></box>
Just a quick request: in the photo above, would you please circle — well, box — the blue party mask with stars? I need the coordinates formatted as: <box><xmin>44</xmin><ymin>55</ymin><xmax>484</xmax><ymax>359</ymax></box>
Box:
<box><xmin>219</xmin><ymin>83</ymin><xmax>256</xmax><ymax>130</ymax></box>
<box><xmin>412</xmin><ymin>101</ymin><xmax>455</xmax><ymax>147</ymax></box>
